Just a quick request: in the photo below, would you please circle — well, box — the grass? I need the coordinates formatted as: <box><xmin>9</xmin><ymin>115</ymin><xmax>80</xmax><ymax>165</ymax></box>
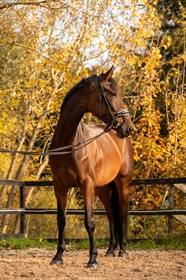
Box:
<box><xmin>69</xmin><ymin>236</ymin><xmax>186</xmax><ymax>251</ymax></box>
<box><xmin>0</xmin><ymin>235</ymin><xmax>185</xmax><ymax>251</ymax></box>
<box><xmin>127</xmin><ymin>236</ymin><xmax>186</xmax><ymax>250</ymax></box>
<box><xmin>0</xmin><ymin>237</ymin><xmax>56</xmax><ymax>250</ymax></box>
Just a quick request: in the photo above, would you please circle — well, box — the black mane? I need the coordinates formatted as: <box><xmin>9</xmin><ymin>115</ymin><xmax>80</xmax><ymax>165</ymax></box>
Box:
<box><xmin>60</xmin><ymin>74</ymin><xmax>97</xmax><ymax>113</ymax></box>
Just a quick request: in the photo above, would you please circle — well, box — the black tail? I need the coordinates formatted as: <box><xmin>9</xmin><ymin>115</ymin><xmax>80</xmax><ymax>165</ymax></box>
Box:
<box><xmin>110</xmin><ymin>181</ymin><xmax>120</xmax><ymax>243</ymax></box>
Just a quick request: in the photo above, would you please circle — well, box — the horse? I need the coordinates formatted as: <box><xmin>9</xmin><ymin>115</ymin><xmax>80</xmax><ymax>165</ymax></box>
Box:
<box><xmin>49</xmin><ymin>66</ymin><xmax>133</xmax><ymax>268</ymax></box>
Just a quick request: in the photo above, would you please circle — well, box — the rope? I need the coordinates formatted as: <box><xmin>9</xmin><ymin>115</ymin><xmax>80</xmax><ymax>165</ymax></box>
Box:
<box><xmin>0</xmin><ymin>124</ymin><xmax>112</xmax><ymax>156</ymax></box>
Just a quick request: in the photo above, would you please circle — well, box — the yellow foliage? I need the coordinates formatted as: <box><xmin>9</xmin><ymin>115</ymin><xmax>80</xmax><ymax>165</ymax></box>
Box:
<box><xmin>0</xmin><ymin>0</ymin><xmax>186</xmax><ymax>237</ymax></box>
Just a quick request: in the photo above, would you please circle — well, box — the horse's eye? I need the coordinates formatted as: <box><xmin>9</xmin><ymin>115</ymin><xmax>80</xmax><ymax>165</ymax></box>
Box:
<box><xmin>110</xmin><ymin>92</ymin><xmax>117</xmax><ymax>97</ymax></box>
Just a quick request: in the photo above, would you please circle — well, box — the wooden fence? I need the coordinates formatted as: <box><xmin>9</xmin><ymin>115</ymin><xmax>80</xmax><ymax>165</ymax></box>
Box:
<box><xmin>0</xmin><ymin>177</ymin><xmax>186</xmax><ymax>237</ymax></box>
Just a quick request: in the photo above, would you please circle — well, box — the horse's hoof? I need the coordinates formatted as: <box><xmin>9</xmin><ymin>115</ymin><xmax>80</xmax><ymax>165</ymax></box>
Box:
<box><xmin>87</xmin><ymin>262</ymin><xmax>99</xmax><ymax>269</ymax></box>
<box><xmin>118</xmin><ymin>250</ymin><xmax>127</xmax><ymax>257</ymax></box>
<box><xmin>50</xmin><ymin>258</ymin><xmax>63</xmax><ymax>266</ymax></box>
<box><xmin>105</xmin><ymin>251</ymin><xmax>115</xmax><ymax>257</ymax></box>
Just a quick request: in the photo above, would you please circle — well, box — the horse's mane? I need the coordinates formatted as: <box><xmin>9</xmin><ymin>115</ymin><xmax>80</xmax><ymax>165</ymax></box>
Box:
<box><xmin>60</xmin><ymin>74</ymin><xmax>97</xmax><ymax>113</ymax></box>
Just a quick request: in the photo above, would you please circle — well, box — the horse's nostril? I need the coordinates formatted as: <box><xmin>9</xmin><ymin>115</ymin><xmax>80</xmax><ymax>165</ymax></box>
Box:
<box><xmin>128</xmin><ymin>126</ymin><xmax>133</xmax><ymax>134</ymax></box>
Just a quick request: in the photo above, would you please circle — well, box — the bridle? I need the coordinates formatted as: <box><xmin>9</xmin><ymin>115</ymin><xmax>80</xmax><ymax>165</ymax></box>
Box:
<box><xmin>98</xmin><ymin>75</ymin><xmax>130</xmax><ymax>129</ymax></box>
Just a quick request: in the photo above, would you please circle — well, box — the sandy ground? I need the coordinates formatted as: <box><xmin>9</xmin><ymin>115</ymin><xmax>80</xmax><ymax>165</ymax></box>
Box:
<box><xmin>0</xmin><ymin>248</ymin><xmax>185</xmax><ymax>280</ymax></box>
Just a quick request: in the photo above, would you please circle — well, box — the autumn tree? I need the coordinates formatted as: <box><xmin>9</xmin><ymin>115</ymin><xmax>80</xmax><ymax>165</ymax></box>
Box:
<box><xmin>0</xmin><ymin>0</ymin><xmax>185</xmax><ymax>237</ymax></box>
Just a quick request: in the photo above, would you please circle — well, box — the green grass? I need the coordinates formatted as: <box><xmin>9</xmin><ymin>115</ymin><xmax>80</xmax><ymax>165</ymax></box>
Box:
<box><xmin>0</xmin><ymin>235</ymin><xmax>185</xmax><ymax>251</ymax></box>
<box><xmin>127</xmin><ymin>236</ymin><xmax>186</xmax><ymax>250</ymax></box>
<box><xmin>0</xmin><ymin>237</ymin><xmax>56</xmax><ymax>250</ymax></box>
<box><xmin>69</xmin><ymin>236</ymin><xmax>186</xmax><ymax>251</ymax></box>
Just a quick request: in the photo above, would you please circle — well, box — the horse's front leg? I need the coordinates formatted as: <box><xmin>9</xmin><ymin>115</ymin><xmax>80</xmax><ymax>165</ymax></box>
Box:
<box><xmin>118</xmin><ymin>208</ymin><xmax>128</xmax><ymax>257</ymax></box>
<box><xmin>50</xmin><ymin>202</ymin><xmax>66</xmax><ymax>265</ymax></box>
<box><xmin>81</xmin><ymin>183</ymin><xmax>98</xmax><ymax>268</ymax></box>
<box><xmin>97</xmin><ymin>185</ymin><xmax>118</xmax><ymax>257</ymax></box>
<box><xmin>51</xmin><ymin>183</ymin><xmax>68</xmax><ymax>265</ymax></box>
<box><xmin>115</xmin><ymin>176</ymin><xmax>131</xmax><ymax>257</ymax></box>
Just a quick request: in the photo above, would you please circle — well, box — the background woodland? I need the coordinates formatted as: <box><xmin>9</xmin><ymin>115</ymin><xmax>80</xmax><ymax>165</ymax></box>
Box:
<box><xmin>0</xmin><ymin>0</ymin><xmax>185</xmax><ymax>238</ymax></box>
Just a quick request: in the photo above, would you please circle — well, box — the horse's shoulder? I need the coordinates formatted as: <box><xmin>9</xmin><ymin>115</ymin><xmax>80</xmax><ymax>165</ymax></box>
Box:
<box><xmin>81</xmin><ymin>123</ymin><xmax>105</xmax><ymax>135</ymax></box>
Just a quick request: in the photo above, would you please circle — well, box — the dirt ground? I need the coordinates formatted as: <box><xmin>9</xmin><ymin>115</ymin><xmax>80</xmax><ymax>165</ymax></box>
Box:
<box><xmin>0</xmin><ymin>248</ymin><xmax>185</xmax><ymax>280</ymax></box>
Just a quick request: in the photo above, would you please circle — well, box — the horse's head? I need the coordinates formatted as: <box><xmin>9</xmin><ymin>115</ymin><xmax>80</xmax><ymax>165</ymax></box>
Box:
<box><xmin>87</xmin><ymin>66</ymin><xmax>133</xmax><ymax>138</ymax></box>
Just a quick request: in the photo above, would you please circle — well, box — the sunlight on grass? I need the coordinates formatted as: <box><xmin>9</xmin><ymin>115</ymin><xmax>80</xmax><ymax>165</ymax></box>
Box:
<box><xmin>0</xmin><ymin>235</ymin><xmax>185</xmax><ymax>251</ymax></box>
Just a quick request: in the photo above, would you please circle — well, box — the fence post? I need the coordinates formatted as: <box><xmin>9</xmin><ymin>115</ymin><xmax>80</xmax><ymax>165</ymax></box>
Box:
<box><xmin>20</xmin><ymin>184</ymin><xmax>25</xmax><ymax>236</ymax></box>
<box><xmin>168</xmin><ymin>184</ymin><xmax>174</xmax><ymax>235</ymax></box>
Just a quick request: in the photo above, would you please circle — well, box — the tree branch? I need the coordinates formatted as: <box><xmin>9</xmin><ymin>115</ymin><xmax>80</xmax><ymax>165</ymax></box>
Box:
<box><xmin>0</xmin><ymin>0</ymin><xmax>66</xmax><ymax>10</ymax></box>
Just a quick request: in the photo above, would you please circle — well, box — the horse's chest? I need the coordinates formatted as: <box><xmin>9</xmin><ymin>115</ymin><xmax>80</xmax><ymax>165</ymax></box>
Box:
<box><xmin>58</xmin><ymin>159</ymin><xmax>91</xmax><ymax>187</ymax></box>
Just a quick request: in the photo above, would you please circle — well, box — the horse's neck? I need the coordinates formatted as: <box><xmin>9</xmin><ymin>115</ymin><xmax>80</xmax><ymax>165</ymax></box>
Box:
<box><xmin>51</xmin><ymin>94</ymin><xmax>87</xmax><ymax>148</ymax></box>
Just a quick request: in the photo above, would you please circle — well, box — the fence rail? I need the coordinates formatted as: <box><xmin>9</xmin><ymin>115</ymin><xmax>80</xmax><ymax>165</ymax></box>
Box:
<box><xmin>1</xmin><ymin>208</ymin><xmax>186</xmax><ymax>215</ymax></box>
<box><xmin>0</xmin><ymin>177</ymin><xmax>186</xmax><ymax>236</ymax></box>
<box><xmin>1</xmin><ymin>177</ymin><xmax>186</xmax><ymax>186</ymax></box>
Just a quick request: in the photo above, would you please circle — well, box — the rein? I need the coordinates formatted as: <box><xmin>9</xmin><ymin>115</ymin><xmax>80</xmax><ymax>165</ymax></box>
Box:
<box><xmin>0</xmin><ymin>124</ymin><xmax>113</xmax><ymax>156</ymax></box>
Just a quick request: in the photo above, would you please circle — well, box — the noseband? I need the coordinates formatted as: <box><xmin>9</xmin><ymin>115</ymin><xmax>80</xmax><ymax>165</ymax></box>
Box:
<box><xmin>98</xmin><ymin>76</ymin><xmax>130</xmax><ymax>129</ymax></box>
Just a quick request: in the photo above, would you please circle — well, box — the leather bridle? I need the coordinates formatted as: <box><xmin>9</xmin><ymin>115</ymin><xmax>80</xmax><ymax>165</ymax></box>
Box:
<box><xmin>98</xmin><ymin>75</ymin><xmax>130</xmax><ymax>129</ymax></box>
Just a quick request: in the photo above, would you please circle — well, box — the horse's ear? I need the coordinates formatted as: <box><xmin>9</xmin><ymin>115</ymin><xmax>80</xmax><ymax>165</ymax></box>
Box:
<box><xmin>101</xmin><ymin>65</ymin><xmax>115</xmax><ymax>82</ymax></box>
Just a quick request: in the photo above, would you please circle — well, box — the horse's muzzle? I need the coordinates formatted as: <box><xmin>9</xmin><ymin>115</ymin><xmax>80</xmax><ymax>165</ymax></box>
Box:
<box><xmin>116</xmin><ymin>125</ymin><xmax>133</xmax><ymax>138</ymax></box>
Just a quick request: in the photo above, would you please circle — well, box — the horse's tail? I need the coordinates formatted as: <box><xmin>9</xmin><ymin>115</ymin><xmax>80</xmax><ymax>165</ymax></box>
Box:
<box><xmin>110</xmin><ymin>180</ymin><xmax>129</xmax><ymax>240</ymax></box>
<box><xmin>110</xmin><ymin>181</ymin><xmax>120</xmax><ymax>242</ymax></box>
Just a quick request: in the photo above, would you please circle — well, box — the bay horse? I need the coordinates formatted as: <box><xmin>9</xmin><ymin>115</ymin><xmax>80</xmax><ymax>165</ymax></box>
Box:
<box><xmin>49</xmin><ymin>66</ymin><xmax>133</xmax><ymax>268</ymax></box>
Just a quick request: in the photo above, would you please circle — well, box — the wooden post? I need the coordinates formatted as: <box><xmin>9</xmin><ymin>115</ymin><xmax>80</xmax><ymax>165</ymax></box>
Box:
<box><xmin>173</xmin><ymin>184</ymin><xmax>186</xmax><ymax>225</ymax></box>
<box><xmin>20</xmin><ymin>185</ymin><xmax>25</xmax><ymax>236</ymax></box>
<box><xmin>168</xmin><ymin>184</ymin><xmax>174</xmax><ymax>235</ymax></box>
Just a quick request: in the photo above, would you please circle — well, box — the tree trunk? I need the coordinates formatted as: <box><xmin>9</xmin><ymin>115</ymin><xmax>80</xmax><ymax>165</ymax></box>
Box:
<box><xmin>2</xmin><ymin>109</ymin><xmax>48</xmax><ymax>233</ymax></box>
<box><xmin>0</xmin><ymin>133</ymin><xmax>26</xmax><ymax>207</ymax></box>
<box><xmin>2</xmin><ymin>71</ymin><xmax>63</xmax><ymax>234</ymax></box>
<box><xmin>14</xmin><ymin>156</ymin><xmax>49</xmax><ymax>235</ymax></box>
